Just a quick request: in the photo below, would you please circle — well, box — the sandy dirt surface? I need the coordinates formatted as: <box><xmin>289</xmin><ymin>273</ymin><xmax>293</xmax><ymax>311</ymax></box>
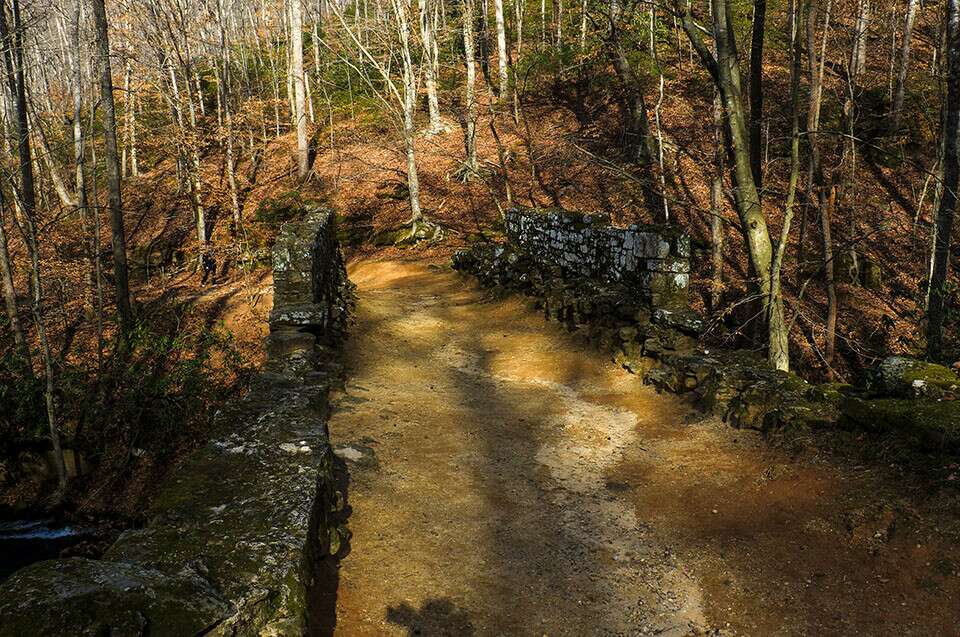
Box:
<box><xmin>326</xmin><ymin>259</ymin><xmax>960</xmax><ymax>637</ymax></box>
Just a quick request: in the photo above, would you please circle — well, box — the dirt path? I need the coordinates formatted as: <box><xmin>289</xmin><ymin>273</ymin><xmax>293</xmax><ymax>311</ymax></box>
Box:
<box><xmin>326</xmin><ymin>260</ymin><xmax>960</xmax><ymax>637</ymax></box>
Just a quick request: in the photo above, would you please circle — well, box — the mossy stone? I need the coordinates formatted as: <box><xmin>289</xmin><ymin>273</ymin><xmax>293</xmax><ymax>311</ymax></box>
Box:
<box><xmin>840</xmin><ymin>396</ymin><xmax>960</xmax><ymax>450</ymax></box>
<box><xmin>877</xmin><ymin>356</ymin><xmax>960</xmax><ymax>398</ymax></box>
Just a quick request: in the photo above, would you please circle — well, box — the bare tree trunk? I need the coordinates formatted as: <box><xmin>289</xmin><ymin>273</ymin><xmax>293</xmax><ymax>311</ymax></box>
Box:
<box><xmin>479</xmin><ymin>0</ymin><xmax>492</xmax><ymax>87</ymax></box>
<box><xmin>24</xmin><ymin>209</ymin><xmax>64</xmax><ymax>489</ymax></box>
<box><xmin>0</xmin><ymin>0</ymin><xmax>65</xmax><ymax>488</ymax></box>
<box><xmin>290</xmin><ymin>0</ymin><xmax>309</xmax><ymax>177</ymax></box>
<box><xmin>90</xmin><ymin>132</ymin><xmax>105</xmax><ymax>375</ymax></box>
<box><xmin>682</xmin><ymin>0</ymin><xmax>788</xmax><ymax>370</ymax></box>
<box><xmin>420</xmin><ymin>0</ymin><xmax>442</xmax><ymax>130</ymax></box>
<box><xmin>218</xmin><ymin>0</ymin><xmax>242</xmax><ymax>230</ymax></box>
<box><xmin>122</xmin><ymin>59</ymin><xmax>131</xmax><ymax>178</ymax></box>
<box><xmin>494</xmin><ymin>0</ymin><xmax>509</xmax><ymax>98</ymax></box>
<box><xmin>852</xmin><ymin>0</ymin><xmax>870</xmax><ymax>78</ymax></box>
<box><xmin>0</xmin><ymin>207</ymin><xmax>29</xmax><ymax>366</ymax></box>
<box><xmin>822</xmin><ymin>186</ymin><xmax>838</xmax><ymax>366</ymax></box>
<box><xmin>806</xmin><ymin>0</ymin><xmax>837</xmax><ymax>368</ymax></box>
<box><xmin>776</xmin><ymin>0</ymin><xmax>803</xmax><ymax>313</ymax></box>
<box><xmin>194</xmin><ymin>71</ymin><xmax>205</xmax><ymax>117</ymax></box>
<box><xmin>33</xmin><ymin>118</ymin><xmax>77</xmax><ymax>209</ymax></box>
<box><xmin>579</xmin><ymin>0</ymin><xmax>587</xmax><ymax>48</ymax></box>
<box><xmin>710</xmin><ymin>92</ymin><xmax>724</xmax><ymax>313</ymax></box>
<box><xmin>395</xmin><ymin>0</ymin><xmax>423</xmax><ymax>221</ymax></box>
<box><xmin>72</xmin><ymin>0</ymin><xmax>96</xmax><ymax>318</ymax></box>
<box><xmin>91</xmin><ymin>0</ymin><xmax>133</xmax><ymax>329</ymax></box>
<box><xmin>269</xmin><ymin>36</ymin><xmax>281</xmax><ymax>136</ymax></box>
<box><xmin>650</xmin><ymin>11</ymin><xmax>670</xmax><ymax>222</ymax></box>
<box><xmin>129</xmin><ymin>89</ymin><xmax>138</xmax><ymax>177</ymax></box>
<box><xmin>892</xmin><ymin>0</ymin><xmax>919</xmax><ymax>129</ymax></box>
<box><xmin>607</xmin><ymin>0</ymin><xmax>663</xmax><ymax>216</ymax></box>
<box><xmin>844</xmin><ymin>0</ymin><xmax>869</xmax><ymax>283</ymax></box>
<box><xmin>553</xmin><ymin>0</ymin><xmax>562</xmax><ymax>44</ymax></box>
<box><xmin>928</xmin><ymin>0</ymin><xmax>960</xmax><ymax>358</ymax></box>
<box><xmin>749</xmin><ymin>0</ymin><xmax>766</xmax><ymax>191</ymax></box>
<box><xmin>463</xmin><ymin>0</ymin><xmax>479</xmax><ymax>171</ymax></box>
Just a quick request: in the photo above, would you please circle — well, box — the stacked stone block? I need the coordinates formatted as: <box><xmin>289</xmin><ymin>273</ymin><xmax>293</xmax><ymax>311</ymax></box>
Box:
<box><xmin>504</xmin><ymin>207</ymin><xmax>690</xmax><ymax>309</ymax></box>
<box><xmin>270</xmin><ymin>208</ymin><xmax>351</xmax><ymax>340</ymax></box>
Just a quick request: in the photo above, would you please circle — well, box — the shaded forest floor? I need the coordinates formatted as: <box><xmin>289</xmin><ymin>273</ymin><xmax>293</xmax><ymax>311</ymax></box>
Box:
<box><xmin>325</xmin><ymin>257</ymin><xmax>960</xmax><ymax>636</ymax></box>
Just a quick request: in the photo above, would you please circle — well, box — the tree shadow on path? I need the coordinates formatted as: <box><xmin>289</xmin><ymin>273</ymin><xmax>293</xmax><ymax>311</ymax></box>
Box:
<box><xmin>386</xmin><ymin>598</ymin><xmax>475</xmax><ymax>636</ymax></box>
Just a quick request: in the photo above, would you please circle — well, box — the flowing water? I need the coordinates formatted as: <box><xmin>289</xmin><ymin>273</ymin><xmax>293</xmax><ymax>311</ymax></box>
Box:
<box><xmin>0</xmin><ymin>518</ymin><xmax>92</xmax><ymax>581</ymax></box>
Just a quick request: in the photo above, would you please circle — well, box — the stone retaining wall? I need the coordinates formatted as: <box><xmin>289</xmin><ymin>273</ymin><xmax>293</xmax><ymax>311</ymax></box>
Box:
<box><xmin>504</xmin><ymin>207</ymin><xmax>691</xmax><ymax>308</ymax></box>
<box><xmin>454</xmin><ymin>218</ymin><xmax>960</xmax><ymax>455</ymax></box>
<box><xmin>0</xmin><ymin>209</ymin><xmax>352</xmax><ymax>637</ymax></box>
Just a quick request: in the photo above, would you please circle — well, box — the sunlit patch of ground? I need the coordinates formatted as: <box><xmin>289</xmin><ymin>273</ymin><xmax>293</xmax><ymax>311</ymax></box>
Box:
<box><xmin>327</xmin><ymin>259</ymin><xmax>960</xmax><ymax>636</ymax></box>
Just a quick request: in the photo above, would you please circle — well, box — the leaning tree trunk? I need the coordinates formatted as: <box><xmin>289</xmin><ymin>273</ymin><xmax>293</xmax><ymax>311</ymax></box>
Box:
<box><xmin>927</xmin><ymin>0</ymin><xmax>960</xmax><ymax>358</ymax></box>
<box><xmin>91</xmin><ymin>0</ymin><xmax>133</xmax><ymax>330</ymax></box>
<box><xmin>682</xmin><ymin>0</ymin><xmax>788</xmax><ymax>371</ymax></box>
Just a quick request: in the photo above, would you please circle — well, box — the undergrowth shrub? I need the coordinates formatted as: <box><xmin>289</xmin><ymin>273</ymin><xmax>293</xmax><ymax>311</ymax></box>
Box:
<box><xmin>61</xmin><ymin>322</ymin><xmax>249</xmax><ymax>472</ymax></box>
<box><xmin>0</xmin><ymin>345</ymin><xmax>45</xmax><ymax>455</ymax></box>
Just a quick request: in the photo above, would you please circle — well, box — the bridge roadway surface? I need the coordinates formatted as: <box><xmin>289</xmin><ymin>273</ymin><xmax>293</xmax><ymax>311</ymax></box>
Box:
<box><xmin>321</xmin><ymin>259</ymin><xmax>960</xmax><ymax>636</ymax></box>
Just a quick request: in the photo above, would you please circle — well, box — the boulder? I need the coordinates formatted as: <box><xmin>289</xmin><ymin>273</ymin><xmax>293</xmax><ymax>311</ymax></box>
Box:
<box><xmin>0</xmin><ymin>558</ymin><xmax>230</xmax><ymax>637</ymax></box>
<box><xmin>372</xmin><ymin>219</ymin><xmax>443</xmax><ymax>246</ymax></box>
<box><xmin>652</xmin><ymin>307</ymin><xmax>707</xmax><ymax>336</ymax></box>
<box><xmin>876</xmin><ymin>356</ymin><xmax>960</xmax><ymax>398</ymax></box>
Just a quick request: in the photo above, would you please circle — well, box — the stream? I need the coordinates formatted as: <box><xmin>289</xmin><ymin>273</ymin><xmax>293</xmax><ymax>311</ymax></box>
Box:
<box><xmin>0</xmin><ymin>518</ymin><xmax>93</xmax><ymax>581</ymax></box>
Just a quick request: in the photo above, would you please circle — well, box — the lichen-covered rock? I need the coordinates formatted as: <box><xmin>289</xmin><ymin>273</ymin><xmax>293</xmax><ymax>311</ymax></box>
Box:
<box><xmin>876</xmin><ymin>356</ymin><xmax>960</xmax><ymax>398</ymax></box>
<box><xmin>651</xmin><ymin>307</ymin><xmax>706</xmax><ymax>336</ymax></box>
<box><xmin>100</xmin><ymin>368</ymin><xmax>341</xmax><ymax>636</ymax></box>
<box><xmin>0</xmin><ymin>558</ymin><xmax>230</xmax><ymax>637</ymax></box>
<box><xmin>722</xmin><ymin>370</ymin><xmax>812</xmax><ymax>430</ymax></box>
<box><xmin>640</xmin><ymin>350</ymin><xmax>841</xmax><ymax>431</ymax></box>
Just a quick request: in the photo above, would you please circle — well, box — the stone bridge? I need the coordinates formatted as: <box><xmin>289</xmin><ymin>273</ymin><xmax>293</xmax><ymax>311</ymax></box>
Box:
<box><xmin>2</xmin><ymin>205</ymin><xmax>959</xmax><ymax>636</ymax></box>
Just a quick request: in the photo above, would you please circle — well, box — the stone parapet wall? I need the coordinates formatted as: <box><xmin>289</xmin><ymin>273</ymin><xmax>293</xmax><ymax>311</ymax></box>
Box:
<box><xmin>270</xmin><ymin>211</ymin><xmax>351</xmax><ymax>339</ymax></box>
<box><xmin>504</xmin><ymin>207</ymin><xmax>690</xmax><ymax>308</ymax></box>
<box><xmin>0</xmin><ymin>209</ymin><xmax>352</xmax><ymax>637</ymax></box>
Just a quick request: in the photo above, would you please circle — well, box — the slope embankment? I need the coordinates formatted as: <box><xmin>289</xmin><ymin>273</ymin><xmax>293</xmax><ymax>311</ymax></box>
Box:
<box><xmin>0</xmin><ymin>209</ymin><xmax>351</xmax><ymax>636</ymax></box>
